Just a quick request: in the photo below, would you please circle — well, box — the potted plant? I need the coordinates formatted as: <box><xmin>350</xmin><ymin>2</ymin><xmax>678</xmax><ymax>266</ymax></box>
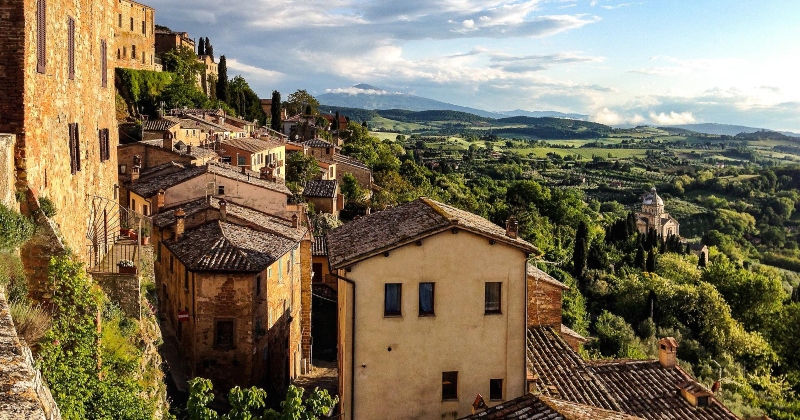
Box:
<box><xmin>120</xmin><ymin>219</ymin><xmax>132</xmax><ymax>237</ymax></box>
<box><xmin>140</xmin><ymin>225</ymin><xmax>151</xmax><ymax>245</ymax></box>
<box><xmin>117</xmin><ymin>259</ymin><xmax>137</xmax><ymax>274</ymax></box>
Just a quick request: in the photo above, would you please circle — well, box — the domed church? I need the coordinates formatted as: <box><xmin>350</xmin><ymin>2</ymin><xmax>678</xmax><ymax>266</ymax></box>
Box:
<box><xmin>636</xmin><ymin>187</ymin><xmax>680</xmax><ymax>238</ymax></box>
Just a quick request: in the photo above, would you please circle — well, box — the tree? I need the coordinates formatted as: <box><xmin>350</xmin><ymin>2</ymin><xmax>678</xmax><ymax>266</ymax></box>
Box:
<box><xmin>333</xmin><ymin>111</ymin><xmax>340</xmax><ymax>131</ymax></box>
<box><xmin>646</xmin><ymin>250</ymin><xmax>656</xmax><ymax>272</ymax></box>
<box><xmin>205</xmin><ymin>37</ymin><xmax>213</xmax><ymax>59</ymax></box>
<box><xmin>286</xmin><ymin>152</ymin><xmax>320</xmax><ymax>184</ymax></box>
<box><xmin>573</xmin><ymin>221</ymin><xmax>588</xmax><ymax>278</ymax></box>
<box><xmin>161</xmin><ymin>45</ymin><xmax>204</xmax><ymax>84</ymax></box>
<box><xmin>228</xmin><ymin>76</ymin><xmax>267</xmax><ymax>124</ymax></box>
<box><xmin>197</xmin><ymin>37</ymin><xmax>205</xmax><ymax>56</ymax></box>
<box><xmin>285</xmin><ymin>90</ymin><xmax>319</xmax><ymax>116</ymax></box>
<box><xmin>270</xmin><ymin>91</ymin><xmax>282</xmax><ymax>132</ymax></box>
<box><xmin>635</xmin><ymin>246</ymin><xmax>646</xmax><ymax>270</ymax></box>
<box><xmin>217</xmin><ymin>55</ymin><xmax>229</xmax><ymax>103</ymax></box>
<box><xmin>186</xmin><ymin>378</ymin><xmax>337</xmax><ymax>420</ymax></box>
<box><xmin>341</xmin><ymin>173</ymin><xmax>367</xmax><ymax>204</ymax></box>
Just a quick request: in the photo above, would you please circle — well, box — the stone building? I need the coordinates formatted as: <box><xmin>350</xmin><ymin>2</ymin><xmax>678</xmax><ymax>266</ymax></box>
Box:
<box><xmin>142</xmin><ymin>118</ymin><xmax>211</xmax><ymax>146</ymax></box>
<box><xmin>327</xmin><ymin>198</ymin><xmax>536</xmax><ymax>420</ymax></box>
<box><xmin>303</xmin><ymin>179</ymin><xmax>342</xmax><ymax>217</ymax></box>
<box><xmin>113</xmin><ymin>0</ymin><xmax>156</xmax><ymax>70</ymax></box>
<box><xmin>334</xmin><ymin>153</ymin><xmax>374</xmax><ymax>194</ymax></box>
<box><xmin>636</xmin><ymin>187</ymin><xmax>680</xmax><ymax>238</ymax></box>
<box><xmin>152</xmin><ymin>198</ymin><xmax>309</xmax><ymax>392</ymax></box>
<box><xmin>154</xmin><ymin>28</ymin><xmax>194</xmax><ymax>55</ymax></box>
<box><xmin>0</xmin><ymin>0</ymin><xmax>127</xmax><ymax>296</ymax></box>
<box><xmin>218</xmin><ymin>136</ymin><xmax>286</xmax><ymax>176</ymax></box>
<box><xmin>526</xmin><ymin>264</ymin><xmax>586</xmax><ymax>352</ymax></box>
<box><xmin>197</xmin><ymin>54</ymin><xmax>217</xmax><ymax>97</ymax></box>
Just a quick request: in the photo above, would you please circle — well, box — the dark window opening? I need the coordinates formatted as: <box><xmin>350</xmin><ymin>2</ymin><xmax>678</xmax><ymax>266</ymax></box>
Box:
<box><xmin>485</xmin><ymin>282</ymin><xmax>501</xmax><ymax>314</ymax></box>
<box><xmin>214</xmin><ymin>319</ymin><xmax>235</xmax><ymax>348</ymax></box>
<box><xmin>142</xmin><ymin>20</ymin><xmax>146</xmax><ymax>34</ymax></box>
<box><xmin>442</xmin><ymin>371</ymin><xmax>458</xmax><ymax>401</ymax></box>
<box><xmin>419</xmin><ymin>282</ymin><xmax>434</xmax><ymax>316</ymax></box>
<box><xmin>131</xmin><ymin>44</ymin><xmax>136</xmax><ymax>59</ymax></box>
<box><xmin>384</xmin><ymin>283</ymin><xmax>401</xmax><ymax>316</ymax></box>
<box><xmin>490</xmin><ymin>379</ymin><xmax>503</xmax><ymax>400</ymax></box>
<box><xmin>217</xmin><ymin>185</ymin><xmax>225</xmax><ymax>195</ymax></box>
<box><xmin>118</xmin><ymin>13</ymin><xmax>122</xmax><ymax>27</ymax></box>
<box><xmin>99</xmin><ymin>128</ymin><xmax>110</xmax><ymax>161</ymax></box>
<box><xmin>698</xmin><ymin>396</ymin><xmax>709</xmax><ymax>407</ymax></box>
<box><xmin>130</xmin><ymin>17</ymin><xmax>133</xmax><ymax>31</ymax></box>
<box><xmin>100</xmin><ymin>40</ymin><xmax>108</xmax><ymax>87</ymax></box>
<box><xmin>312</xmin><ymin>263</ymin><xmax>322</xmax><ymax>283</ymax></box>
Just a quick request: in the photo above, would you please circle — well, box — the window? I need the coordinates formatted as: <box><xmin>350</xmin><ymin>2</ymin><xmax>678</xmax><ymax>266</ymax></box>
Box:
<box><xmin>131</xmin><ymin>45</ymin><xmax>136</xmax><ymax>59</ymax></box>
<box><xmin>697</xmin><ymin>396</ymin><xmax>709</xmax><ymax>407</ymax></box>
<box><xmin>118</xmin><ymin>164</ymin><xmax>127</xmax><ymax>174</ymax></box>
<box><xmin>221</xmin><ymin>156</ymin><xmax>231</xmax><ymax>164</ymax></box>
<box><xmin>98</xmin><ymin>128</ymin><xmax>110</xmax><ymax>161</ymax></box>
<box><xmin>256</xmin><ymin>275</ymin><xmax>262</xmax><ymax>296</ymax></box>
<box><xmin>67</xmin><ymin>17</ymin><xmax>75</xmax><ymax>80</ymax></box>
<box><xmin>217</xmin><ymin>185</ymin><xmax>225</xmax><ymax>195</ymax></box>
<box><xmin>68</xmin><ymin>123</ymin><xmax>80</xmax><ymax>174</ymax></box>
<box><xmin>142</xmin><ymin>20</ymin><xmax>146</xmax><ymax>34</ymax></box>
<box><xmin>384</xmin><ymin>283</ymin><xmax>401</xmax><ymax>316</ymax></box>
<box><xmin>143</xmin><ymin>205</ymin><xmax>148</xmax><ymax>216</ymax></box>
<box><xmin>100</xmin><ymin>40</ymin><xmax>108</xmax><ymax>87</ymax></box>
<box><xmin>442</xmin><ymin>372</ymin><xmax>458</xmax><ymax>401</ymax></box>
<box><xmin>130</xmin><ymin>17</ymin><xmax>133</xmax><ymax>31</ymax></box>
<box><xmin>37</xmin><ymin>0</ymin><xmax>46</xmax><ymax>73</ymax></box>
<box><xmin>238</xmin><ymin>155</ymin><xmax>246</xmax><ymax>166</ymax></box>
<box><xmin>214</xmin><ymin>319</ymin><xmax>235</xmax><ymax>348</ymax></box>
<box><xmin>312</xmin><ymin>263</ymin><xmax>322</xmax><ymax>283</ymax></box>
<box><xmin>485</xmin><ymin>282</ymin><xmax>501</xmax><ymax>314</ymax></box>
<box><xmin>490</xmin><ymin>379</ymin><xmax>503</xmax><ymax>401</ymax></box>
<box><xmin>118</xmin><ymin>13</ymin><xmax>122</xmax><ymax>27</ymax></box>
<box><xmin>419</xmin><ymin>282</ymin><xmax>434</xmax><ymax>316</ymax></box>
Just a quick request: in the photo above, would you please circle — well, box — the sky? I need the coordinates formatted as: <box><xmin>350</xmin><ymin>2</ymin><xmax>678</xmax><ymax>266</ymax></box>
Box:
<box><xmin>147</xmin><ymin>0</ymin><xmax>800</xmax><ymax>131</ymax></box>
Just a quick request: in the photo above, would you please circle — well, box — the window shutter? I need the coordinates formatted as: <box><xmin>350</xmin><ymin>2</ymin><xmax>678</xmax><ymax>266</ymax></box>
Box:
<box><xmin>69</xmin><ymin>124</ymin><xmax>77</xmax><ymax>174</ymax></box>
<box><xmin>99</xmin><ymin>129</ymin><xmax>109</xmax><ymax>162</ymax></box>
<box><xmin>37</xmin><ymin>0</ymin><xmax>46</xmax><ymax>74</ymax></box>
<box><xmin>67</xmin><ymin>17</ymin><xmax>75</xmax><ymax>80</ymax></box>
<box><xmin>74</xmin><ymin>124</ymin><xmax>81</xmax><ymax>172</ymax></box>
<box><xmin>100</xmin><ymin>40</ymin><xmax>107</xmax><ymax>87</ymax></box>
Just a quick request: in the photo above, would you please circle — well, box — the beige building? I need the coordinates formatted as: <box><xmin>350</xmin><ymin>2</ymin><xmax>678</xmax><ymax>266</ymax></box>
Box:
<box><xmin>636</xmin><ymin>188</ymin><xmax>680</xmax><ymax>238</ymax></box>
<box><xmin>197</xmin><ymin>54</ymin><xmax>217</xmax><ymax>97</ymax></box>
<box><xmin>327</xmin><ymin>198</ymin><xmax>536</xmax><ymax>420</ymax></box>
<box><xmin>114</xmin><ymin>0</ymin><xmax>156</xmax><ymax>70</ymax></box>
<box><xmin>218</xmin><ymin>137</ymin><xmax>286</xmax><ymax>177</ymax></box>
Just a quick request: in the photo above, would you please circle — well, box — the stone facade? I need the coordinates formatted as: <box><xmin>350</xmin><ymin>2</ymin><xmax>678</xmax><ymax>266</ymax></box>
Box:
<box><xmin>197</xmin><ymin>54</ymin><xmax>217</xmax><ymax>97</ymax></box>
<box><xmin>154</xmin><ymin>29</ymin><xmax>194</xmax><ymax>56</ymax></box>
<box><xmin>94</xmin><ymin>273</ymin><xmax>141</xmax><ymax>319</ymax></box>
<box><xmin>0</xmin><ymin>0</ymin><xmax>122</xmax><ymax>298</ymax></box>
<box><xmin>527</xmin><ymin>270</ymin><xmax>566</xmax><ymax>329</ymax></box>
<box><xmin>113</xmin><ymin>0</ymin><xmax>156</xmax><ymax>71</ymax></box>
<box><xmin>636</xmin><ymin>188</ymin><xmax>680</xmax><ymax>238</ymax></box>
<box><xmin>0</xmin><ymin>134</ymin><xmax>16</xmax><ymax>208</ymax></box>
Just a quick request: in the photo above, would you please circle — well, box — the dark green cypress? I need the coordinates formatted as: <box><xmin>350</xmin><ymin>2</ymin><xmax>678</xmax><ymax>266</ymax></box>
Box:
<box><xmin>270</xmin><ymin>90</ymin><xmax>282</xmax><ymax>132</ymax></box>
<box><xmin>646</xmin><ymin>250</ymin><xmax>656</xmax><ymax>272</ymax></box>
<box><xmin>217</xmin><ymin>55</ymin><xmax>228</xmax><ymax>103</ymax></box>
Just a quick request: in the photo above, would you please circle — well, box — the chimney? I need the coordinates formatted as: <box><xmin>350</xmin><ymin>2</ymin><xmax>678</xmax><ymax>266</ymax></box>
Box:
<box><xmin>505</xmin><ymin>215</ymin><xmax>518</xmax><ymax>239</ymax></box>
<box><xmin>156</xmin><ymin>189</ymin><xmax>166</xmax><ymax>213</ymax></box>
<box><xmin>241</xmin><ymin>165</ymin><xmax>247</xmax><ymax>174</ymax></box>
<box><xmin>186</xmin><ymin>144</ymin><xmax>193</xmax><ymax>155</ymax></box>
<box><xmin>219</xmin><ymin>199</ymin><xmax>227</xmax><ymax>222</ymax></box>
<box><xmin>291</xmin><ymin>213</ymin><xmax>298</xmax><ymax>228</ymax></box>
<box><xmin>658</xmin><ymin>337</ymin><xmax>679</xmax><ymax>368</ymax></box>
<box><xmin>131</xmin><ymin>165</ymin><xmax>141</xmax><ymax>182</ymax></box>
<box><xmin>163</xmin><ymin>132</ymin><xmax>175</xmax><ymax>150</ymax></box>
<box><xmin>174</xmin><ymin>208</ymin><xmax>186</xmax><ymax>241</ymax></box>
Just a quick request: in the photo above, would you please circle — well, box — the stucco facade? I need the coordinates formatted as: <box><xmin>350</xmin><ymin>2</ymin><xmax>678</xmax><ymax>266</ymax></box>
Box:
<box><xmin>337</xmin><ymin>230</ymin><xmax>529</xmax><ymax>420</ymax></box>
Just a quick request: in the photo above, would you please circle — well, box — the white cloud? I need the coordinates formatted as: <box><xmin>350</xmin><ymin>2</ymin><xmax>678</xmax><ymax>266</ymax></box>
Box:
<box><xmin>648</xmin><ymin>111</ymin><xmax>696</xmax><ymax>125</ymax></box>
<box><xmin>226</xmin><ymin>59</ymin><xmax>283</xmax><ymax>79</ymax></box>
<box><xmin>463</xmin><ymin>19</ymin><xmax>476</xmax><ymax>28</ymax></box>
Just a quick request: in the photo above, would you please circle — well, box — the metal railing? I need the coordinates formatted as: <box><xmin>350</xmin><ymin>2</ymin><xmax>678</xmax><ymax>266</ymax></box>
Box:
<box><xmin>85</xmin><ymin>195</ymin><xmax>152</xmax><ymax>275</ymax></box>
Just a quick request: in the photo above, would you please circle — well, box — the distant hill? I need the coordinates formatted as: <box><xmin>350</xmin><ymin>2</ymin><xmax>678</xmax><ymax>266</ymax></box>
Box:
<box><xmin>673</xmin><ymin>123</ymin><xmax>799</xmax><ymax>137</ymax></box>
<box><xmin>375</xmin><ymin>109</ymin><xmax>494</xmax><ymax>124</ymax></box>
<box><xmin>319</xmin><ymin>84</ymin><xmax>588</xmax><ymax>120</ymax></box>
<box><xmin>498</xmin><ymin>109</ymin><xmax>589</xmax><ymax>120</ymax></box>
<box><xmin>656</xmin><ymin>126</ymin><xmax>701</xmax><ymax>136</ymax></box>
<box><xmin>734</xmin><ymin>130</ymin><xmax>795</xmax><ymax>141</ymax></box>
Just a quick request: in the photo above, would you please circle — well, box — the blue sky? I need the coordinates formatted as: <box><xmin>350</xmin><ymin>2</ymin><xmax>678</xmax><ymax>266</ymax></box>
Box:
<box><xmin>147</xmin><ymin>0</ymin><xmax>800</xmax><ymax>131</ymax></box>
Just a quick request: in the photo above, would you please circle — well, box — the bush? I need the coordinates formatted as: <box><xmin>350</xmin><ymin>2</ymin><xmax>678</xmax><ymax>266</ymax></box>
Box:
<box><xmin>38</xmin><ymin>197</ymin><xmax>57</xmax><ymax>218</ymax></box>
<box><xmin>0</xmin><ymin>204</ymin><xmax>35</xmax><ymax>251</ymax></box>
<box><xmin>10</xmin><ymin>301</ymin><xmax>52</xmax><ymax>346</ymax></box>
<box><xmin>0</xmin><ymin>253</ymin><xmax>28</xmax><ymax>302</ymax></box>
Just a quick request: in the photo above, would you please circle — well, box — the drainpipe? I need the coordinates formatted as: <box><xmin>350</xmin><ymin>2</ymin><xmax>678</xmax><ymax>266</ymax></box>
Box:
<box><xmin>329</xmin><ymin>271</ymin><xmax>356</xmax><ymax>419</ymax></box>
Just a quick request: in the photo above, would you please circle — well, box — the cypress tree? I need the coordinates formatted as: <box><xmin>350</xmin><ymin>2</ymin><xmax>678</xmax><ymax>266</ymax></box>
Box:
<box><xmin>685</xmin><ymin>243</ymin><xmax>691</xmax><ymax>255</ymax></box>
<box><xmin>626</xmin><ymin>212</ymin><xmax>637</xmax><ymax>236</ymax></box>
<box><xmin>217</xmin><ymin>55</ymin><xmax>228</xmax><ymax>103</ymax></box>
<box><xmin>573</xmin><ymin>221</ymin><xmax>589</xmax><ymax>277</ymax></box>
<box><xmin>646</xmin><ymin>250</ymin><xmax>656</xmax><ymax>272</ymax></box>
<box><xmin>197</xmin><ymin>37</ymin><xmax>205</xmax><ymax>56</ymax></box>
<box><xmin>270</xmin><ymin>90</ymin><xmax>282</xmax><ymax>132</ymax></box>
<box><xmin>635</xmin><ymin>246</ymin><xmax>646</xmax><ymax>270</ymax></box>
<box><xmin>333</xmin><ymin>111</ymin><xmax>340</xmax><ymax>131</ymax></box>
<box><xmin>205</xmin><ymin>37</ymin><xmax>213</xmax><ymax>59</ymax></box>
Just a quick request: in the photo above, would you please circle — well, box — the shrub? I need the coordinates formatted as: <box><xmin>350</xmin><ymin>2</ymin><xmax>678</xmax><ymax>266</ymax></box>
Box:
<box><xmin>38</xmin><ymin>197</ymin><xmax>57</xmax><ymax>218</ymax></box>
<box><xmin>0</xmin><ymin>204</ymin><xmax>35</xmax><ymax>251</ymax></box>
<box><xmin>10</xmin><ymin>301</ymin><xmax>52</xmax><ymax>346</ymax></box>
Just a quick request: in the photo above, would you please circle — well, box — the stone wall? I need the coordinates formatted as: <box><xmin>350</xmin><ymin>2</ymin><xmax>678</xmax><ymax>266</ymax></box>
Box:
<box><xmin>300</xmin><ymin>237</ymin><xmax>312</xmax><ymax>362</ymax></box>
<box><xmin>113</xmin><ymin>0</ymin><xmax>156</xmax><ymax>71</ymax></box>
<box><xmin>0</xmin><ymin>134</ymin><xmax>16</xmax><ymax>208</ymax></box>
<box><xmin>93</xmin><ymin>273</ymin><xmax>141</xmax><ymax>319</ymax></box>
<box><xmin>20</xmin><ymin>189</ymin><xmax>68</xmax><ymax>303</ymax></box>
<box><xmin>527</xmin><ymin>277</ymin><xmax>563</xmax><ymax>328</ymax></box>
<box><xmin>0</xmin><ymin>290</ymin><xmax>61</xmax><ymax>420</ymax></box>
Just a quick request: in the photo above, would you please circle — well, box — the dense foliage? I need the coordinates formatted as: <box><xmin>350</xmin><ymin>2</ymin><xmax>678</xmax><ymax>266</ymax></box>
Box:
<box><xmin>0</xmin><ymin>204</ymin><xmax>35</xmax><ymax>251</ymax></box>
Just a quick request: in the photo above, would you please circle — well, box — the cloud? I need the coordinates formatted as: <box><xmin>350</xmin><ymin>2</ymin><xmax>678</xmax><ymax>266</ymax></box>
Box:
<box><xmin>226</xmin><ymin>59</ymin><xmax>283</xmax><ymax>79</ymax></box>
<box><xmin>648</xmin><ymin>111</ymin><xmax>696</xmax><ymax>125</ymax></box>
<box><xmin>601</xmin><ymin>3</ymin><xmax>639</xmax><ymax>10</ymax></box>
<box><xmin>591</xmin><ymin>108</ymin><xmax>644</xmax><ymax>125</ymax></box>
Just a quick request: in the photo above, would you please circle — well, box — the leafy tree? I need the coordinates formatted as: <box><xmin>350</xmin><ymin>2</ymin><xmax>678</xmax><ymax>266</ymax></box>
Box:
<box><xmin>341</xmin><ymin>173</ymin><xmax>367</xmax><ymax>204</ymax></box>
<box><xmin>217</xmin><ymin>56</ymin><xmax>229</xmax><ymax>103</ymax></box>
<box><xmin>270</xmin><ymin>91</ymin><xmax>282</xmax><ymax>132</ymax></box>
<box><xmin>186</xmin><ymin>378</ymin><xmax>337</xmax><ymax>420</ymax></box>
<box><xmin>588</xmin><ymin>310</ymin><xmax>646</xmax><ymax>359</ymax></box>
<box><xmin>228</xmin><ymin>76</ymin><xmax>267</xmax><ymax>124</ymax></box>
<box><xmin>285</xmin><ymin>90</ymin><xmax>319</xmax><ymax>116</ymax></box>
<box><xmin>286</xmin><ymin>152</ymin><xmax>320</xmax><ymax>184</ymax></box>
<box><xmin>161</xmin><ymin>46</ymin><xmax>204</xmax><ymax>85</ymax></box>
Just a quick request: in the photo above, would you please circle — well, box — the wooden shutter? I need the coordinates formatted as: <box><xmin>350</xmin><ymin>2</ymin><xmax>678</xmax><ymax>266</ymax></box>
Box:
<box><xmin>99</xmin><ymin>128</ymin><xmax>110</xmax><ymax>162</ymax></box>
<box><xmin>100</xmin><ymin>40</ymin><xmax>107</xmax><ymax>87</ymax></box>
<box><xmin>69</xmin><ymin>124</ymin><xmax>77</xmax><ymax>174</ymax></box>
<box><xmin>67</xmin><ymin>17</ymin><xmax>75</xmax><ymax>80</ymax></box>
<box><xmin>36</xmin><ymin>0</ymin><xmax>46</xmax><ymax>73</ymax></box>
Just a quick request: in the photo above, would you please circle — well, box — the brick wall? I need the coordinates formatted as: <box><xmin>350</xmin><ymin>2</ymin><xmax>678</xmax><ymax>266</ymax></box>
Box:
<box><xmin>527</xmin><ymin>278</ymin><xmax>563</xmax><ymax>328</ymax></box>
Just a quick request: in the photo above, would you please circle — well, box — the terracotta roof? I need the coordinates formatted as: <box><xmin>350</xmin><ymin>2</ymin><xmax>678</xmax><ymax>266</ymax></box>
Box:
<box><xmin>312</xmin><ymin>235</ymin><xmax>327</xmax><ymax>256</ymax></box>
<box><xmin>143</xmin><ymin>118</ymin><xmax>179</xmax><ymax>132</ymax></box>
<box><xmin>178</xmin><ymin>117</ymin><xmax>226</xmax><ymax>133</ymax></box>
<box><xmin>164</xmin><ymin>221</ymin><xmax>298</xmax><ymax>273</ymax></box>
<box><xmin>154</xmin><ymin>197</ymin><xmax>304</xmax><ymax>243</ymax></box>
<box><xmin>256</xmin><ymin>135</ymin><xmax>286</xmax><ymax>149</ymax></box>
<box><xmin>221</xmin><ymin>137</ymin><xmax>279</xmax><ymax>153</ymax></box>
<box><xmin>304</xmin><ymin>138</ymin><xmax>335</xmax><ymax>148</ymax></box>
<box><xmin>303</xmin><ymin>179</ymin><xmax>338</xmax><ymax>198</ymax></box>
<box><xmin>127</xmin><ymin>162</ymin><xmax>291</xmax><ymax>198</ymax></box>
<box><xmin>326</xmin><ymin>197</ymin><xmax>537</xmax><ymax>269</ymax></box>
<box><xmin>526</xmin><ymin>327</ymin><xmax>620</xmax><ymax>411</ymax></box>
<box><xmin>334</xmin><ymin>153</ymin><xmax>371</xmax><ymax>171</ymax></box>
<box><xmin>459</xmin><ymin>394</ymin><xmax>643</xmax><ymax>420</ymax></box>
<box><xmin>560</xmin><ymin>324</ymin><xmax>587</xmax><ymax>343</ymax></box>
<box><xmin>527</xmin><ymin>264</ymin><xmax>569</xmax><ymax>290</ymax></box>
<box><xmin>137</xmin><ymin>139</ymin><xmax>218</xmax><ymax>160</ymax></box>
<box><xmin>588</xmin><ymin>360</ymin><xmax>739</xmax><ymax>420</ymax></box>
<box><xmin>140</xmin><ymin>161</ymin><xmax>186</xmax><ymax>178</ymax></box>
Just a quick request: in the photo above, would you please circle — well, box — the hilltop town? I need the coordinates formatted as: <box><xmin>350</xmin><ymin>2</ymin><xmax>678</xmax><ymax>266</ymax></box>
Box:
<box><xmin>1</xmin><ymin>1</ymin><xmax>800</xmax><ymax>420</ymax></box>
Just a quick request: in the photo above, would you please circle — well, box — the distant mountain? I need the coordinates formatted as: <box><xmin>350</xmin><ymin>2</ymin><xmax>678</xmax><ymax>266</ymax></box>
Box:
<box><xmin>319</xmin><ymin>85</ymin><xmax>586</xmax><ymax>121</ymax></box>
<box><xmin>498</xmin><ymin>109</ymin><xmax>589</xmax><ymax>120</ymax></box>
<box><xmin>672</xmin><ymin>123</ymin><xmax>799</xmax><ymax>138</ymax></box>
